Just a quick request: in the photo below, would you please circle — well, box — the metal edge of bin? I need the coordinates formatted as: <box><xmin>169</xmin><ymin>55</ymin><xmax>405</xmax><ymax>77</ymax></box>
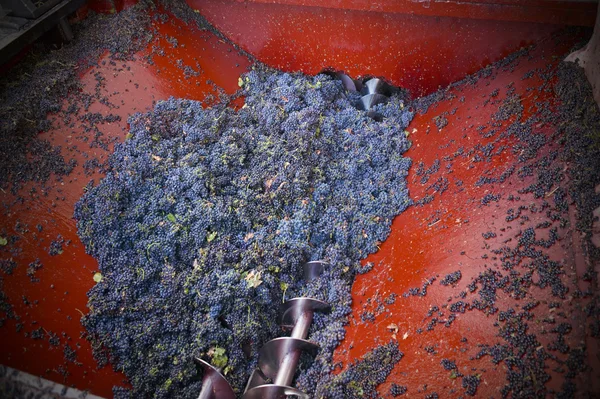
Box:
<box><xmin>0</xmin><ymin>0</ymin><xmax>86</xmax><ymax>66</ymax></box>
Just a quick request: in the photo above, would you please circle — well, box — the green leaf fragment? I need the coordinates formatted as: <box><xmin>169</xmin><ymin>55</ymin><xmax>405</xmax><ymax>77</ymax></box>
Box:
<box><xmin>93</xmin><ymin>272</ymin><xmax>103</xmax><ymax>283</ymax></box>
<box><xmin>210</xmin><ymin>347</ymin><xmax>228</xmax><ymax>369</ymax></box>
<box><xmin>0</xmin><ymin>237</ymin><xmax>6</xmax><ymax>246</ymax></box>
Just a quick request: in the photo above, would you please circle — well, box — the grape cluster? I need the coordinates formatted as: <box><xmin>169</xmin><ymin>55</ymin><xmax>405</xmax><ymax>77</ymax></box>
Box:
<box><xmin>389</xmin><ymin>383</ymin><xmax>407</xmax><ymax>397</ymax></box>
<box><xmin>47</xmin><ymin>235</ymin><xmax>65</xmax><ymax>256</ymax></box>
<box><xmin>462</xmin><ymin>375</ymin><xmax>480</xmax><ymax>396</ymax></box>
<box><xmin>310</xmin><ymin>342</ymin><xmax>403</xmax><ymax>398</ymax></box>
<box><xmin>75</xmin><ymin>66</ymin><xmax>413</xmax><ymax>397</ymax></box>
<box><xmin>440</xmin><ymin>358</ymin><xmax>457</xmax><ymax>371</ymax></box>
<box><xmin>440</xmin><ymin>270</ymin><xmax>462</xmax><ymax>286</ymax></box>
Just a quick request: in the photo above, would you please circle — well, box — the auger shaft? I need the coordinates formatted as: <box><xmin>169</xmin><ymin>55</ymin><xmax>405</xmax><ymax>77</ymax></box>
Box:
<box><xmin>197</xmin><ymin>378</ymin><xmax>213</xmax><ymax>399</ymax></box>
<box><xmin>194</xmin><ymin>261</ymin><xmax>330</xmax><ymax>399</ymax></box>
<box><xmin>242</xmin><ymin>261</ymin><xmax>331</xmax><ymax>399</ymax></box>
<box><xmin>273</xmin><ymin>309</ymin><xmax>314</xmax><ymax>387</ymax></box>
<box><xmin>291</xmin><ymin>309</ymin><xmax>313</xmax><ymax>339</ymax></box>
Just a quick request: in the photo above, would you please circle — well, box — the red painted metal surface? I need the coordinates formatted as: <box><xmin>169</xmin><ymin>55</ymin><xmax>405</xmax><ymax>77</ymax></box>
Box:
<box><xmin>238</xmin><ymin>0</ymin><xmax>598</xmax><ymax>26</ymax></box>
<box><xmin>189</xmin><ymin>0</ymin><xmax>570</xmax><ymax>97</ymax></box>
<box><xmin>0</xmin><ymin>13</ymin><xmax>251</xmax><ymax>398</ymax></box>
<box><xmin>334</xmin><ymin>32</ymin><xmax>598</xmax><ymax>396</ymax></box>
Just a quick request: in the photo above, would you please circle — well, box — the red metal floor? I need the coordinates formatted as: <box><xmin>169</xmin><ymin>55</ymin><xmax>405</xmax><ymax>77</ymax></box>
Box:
<box><xmin>0</xmin><ymin>4</ymin><xmax>597</xmax><ymax>398</ymax></box>
<box><xmin>334</xmin><ymin>32</ymin><xmax>599</xmax><ymax>396</ymax></box>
